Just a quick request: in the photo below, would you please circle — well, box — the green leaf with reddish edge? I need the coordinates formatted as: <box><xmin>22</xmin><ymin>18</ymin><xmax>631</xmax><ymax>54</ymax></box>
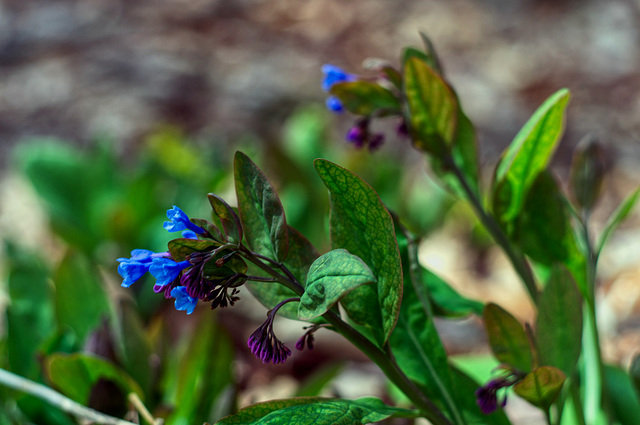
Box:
<box><xmin>215</xmin><ymin>397</ymin><xmax>418</xmax><ymax>425</ymax></box>
<box><xmin>605</xmin><ymin>364</ymin><xmax>640</xmax><ymax>424</ymax></box>
<box><xmin>168</xmin><ymin>238</ymin><xmax>219</xmax><ymax>261</ymax></box>
<box><xmin>403</xmin><ymin>56</ymin><xmax>459</xmax><ymax>155</ymax></box>
<box><xmin>483</xmin><ymin>303</ymin><xmax>533</xmax><ymax>373</ymax></box>
<box><xmin>299</xmin><ymin>249</ymin><xmax>376</xmax><ymax>321</ymax></box>
<box><xmin>597</xmin><ymin>186</ymin><xmax>640</xmax><ymax>257</ymax></box>
<box><xmin>234</xmin><ymin>151</ymin><xmax>289</xmax><ymax>262</ymax></box>
<box><xmin>513</xmin><ymin>366</ymin><xmax>566</xmax><ymax>410</ymax></box>
<box><xmin>209</xmin><ymin>193</ymin><xmax>243</xmax><ymax>244</ymax></box>
<box><xmin>247</xmin><ymin>226</ymin><xmax>319</xmax><ymax>321</ymax></box>
<box><xmin>492</xmin><ymin>89</ymin><xmax>570</xmax><ymax>230</ymax></box>
<box><xmin>191</xmin><ymin>218</ymin><xmax>225</xmax><ymax>241</ymax></box>
<box><xmin>46</xmin><ymin>353</ymin><xmax>143</xmax><ymax>405</ymax></box>
<box><xmin>514</xmin><ymin>171</ymin><xmax>577</xmax><ymax>265</ymax></box>
<box><xmin>329</xmin><ymin>81</ymin><xmax>401</xmax><ymax>116</ymax></box>
<box><xmin>536</xmin><ymin>265</ymin><xmax>582</xmax><ymax>377</ymax></box>
<box><xmin>314</xmin><ymin>159</ymin><xmax>403</xmax><ymax>345</ymax></box>
<box><xmin>389</xmin><ymin>220</ymin><xmax>460</xmax><ymax>423</ymax></box>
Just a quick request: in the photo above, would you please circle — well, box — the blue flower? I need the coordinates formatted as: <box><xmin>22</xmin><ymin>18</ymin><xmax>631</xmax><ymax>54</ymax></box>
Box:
<box><xmin>181</xmin><ymin>230</ymin><xmax>198</xmax><ymax>240</ymax></box>
<box><xmin>321</xmin><ymin>64</ymin><xmax>355</xmax><ymax>113</ymax></box>
<box><xmin>171</xmin><ymin>286</ymin><xmax>198</xmax><ymax>314</ymax></box>
<box><xmin>163</xmin><ymin>206</ymin><xmax>205</xmax><ymax>235</ymax></box>
<box><xmin>150</xmin><ymin>258</ymin><xmax>191</xmax><ymax>291</ymax></box>
<box><xmin>117</xmin><ymin>249</ymin><xmax>155</xmax><ymax>288</ymax></box>
<box><xmin>321</xmin><ymin>64</ymin><xmax>355</xmax><ymax>91</ymax></box>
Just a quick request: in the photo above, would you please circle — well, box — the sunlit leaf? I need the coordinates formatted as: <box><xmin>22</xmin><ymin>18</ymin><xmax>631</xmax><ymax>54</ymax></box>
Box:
<box><xmin>513</xmin><ymin>366</ymin><xmax>566</xmax><ymax>410</ymax></box>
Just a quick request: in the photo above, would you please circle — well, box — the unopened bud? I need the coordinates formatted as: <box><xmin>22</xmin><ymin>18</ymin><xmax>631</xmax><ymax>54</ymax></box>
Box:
<box><xmin>570</xmin><ymin>135</ymin><xmax>606</xmax><ymax>211</ymax></box>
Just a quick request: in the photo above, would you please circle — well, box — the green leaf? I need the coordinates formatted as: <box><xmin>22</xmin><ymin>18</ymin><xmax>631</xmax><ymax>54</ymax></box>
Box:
<box><xmin>631</xmin><ymin>354</ymin><xmax>640</xmax><ymax>396</ymax></box>
<box><xmin>215</xmin><ymin>397</ymin><xmax>417</xmax><ymax>425</ymax></box>
<box><xmin>299</xmin><ymin>249</ymin><xmax>375</xmax><ymax>321</ymax></box>
<box><xmin>209</xmin><ymin>194</ymin><xmax>243</xmax><ymax>244</ymax></box>
<box><xmin>168</xmin><ymin>238</ymin><xmax>219</xmax><ymax>261</ymax></box>
<box><xmin>483</xmin><ymin>303</ymin><xmax>533</xmax><ymax>372</ymax></box>
<box><xmin>513</xmin><ymin>366</ymin><xmax>566</xmax><ymax>410</ymax></box>
<box><xmin>403</xmin><ymin>56</ymin><xmax>459</xmax><ymax>155</ymax></box>
<box><xmin>329</xmin><ymin>81</ymin><xmax>401</xmax><ymax>116</ymax></box>
<box><xmin>46</xmin><ymin>353</ymin><xmax>143</xmax><ymax>405</ymax></box>
<box><xmin>165</xmin><ymin>315</ymin><xmax>235</xmax><ymax>425</ymax></box>
<box><xmin>597</xmin><ymin>187</ymin><xmax>640</xmax><ymax>256</ymax></box>
<box><xmin>5</xmin><ymin>244</ymin><xmax>55</xmax><ymax>379</ymax></box>
<box><xmin>247</xmin><ymin>226</ymin><xmax>319</xmax><ymax>321</ymax></box>
<box><xmin>314</xmin><ymin>159</ymin><xmax>403</xmax><ymax>345</ymax></box>
<box><xmin>514</xmin><ymin>171</ymin><xmax>577</xmax><ymax>265</ymax></box>
<box><xmin>54</xmin><ymin>250</ymin><xmax>110</xmax><ymax>344</ymax></box>
<box><xmin>492</xmin><ymin>89</ymin><xmax>571</xmax><ymax>228</ymax></box>
<box><xmin>419</xmin><ymin>32</ymin><xmax>443</xmax><ymax>74</ymax></box>
<box><xmin>234</xmin><ymin>151</ymin><xmax>289</xmax><ymax>262</ymax></box>
<box><xmin>423</xmin><ymin>267</ymin><xmax>484</xmax><ymax>317</ymax></box>
<box><xmin>604</xmin><ymin>364</ymin><xmax>640</xmax><ymax>424</ymax></box>
<box><xmin>536</xmin><ymin>265</ymin><xmax>582</xmax><ymax>376</ymax></box>
<box><xmin>570</xmin><ymin>136</ymin><xmax>605</xmax><ymax>211</ymax></box>
<box><xmin>294</xmin><ymin>364</ymin><xmax>344</xmax><ymax>397</ymax></box>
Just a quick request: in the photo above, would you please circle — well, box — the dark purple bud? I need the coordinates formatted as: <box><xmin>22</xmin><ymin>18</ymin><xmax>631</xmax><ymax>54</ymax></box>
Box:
<box><xmin>396</xmin><ymin>119</ymin><xmax>409</xmax><ymax>138</ymax></box>
<box><xmin>247</xmin><ymin>298</ymin><xmax>299</xmax><ymax>364</ymax></box>
<box><xmin>367</xmin><ymin>133</ymin><xmax>385</xmax><ymax>151</ymax></box>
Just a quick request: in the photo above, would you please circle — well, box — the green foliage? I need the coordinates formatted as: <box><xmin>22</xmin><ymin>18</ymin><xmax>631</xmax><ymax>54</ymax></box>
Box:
<box><xmin>604</xmin><ymin>364</ymin><xmax>640</xmax><ymax>425</ymax></box>
<box><xmin>483</xmin><ymin>304</ymin><xmax>533</xmax><ymax>373</ymax></box>
<box><xmin>596</xmin><ymin>187</ymin><xmax>640</xmax><ymax>257</ymax></box>
<box><xmin>299</xmin><ymin>249</ymin><xmax>375</xmax><ymax>321</ymax></box>
<box><xmin>513</xmin><ymin>366</ymin><xmax>565</xmax><ymax>410</ymax></box>
<box><xmin>315</xmin><ymin>159</ymin><xmax>402</xmax><ymax>346</ymax></box>
<box><xmin>215</xmin><ymin>397</ymin><xmax>418</xmax><ymax>425</ymax></box>
<box><xmin>330</xmin><ymin>81</ymin><xmax>401</xmax><ymax>116</ymax></box>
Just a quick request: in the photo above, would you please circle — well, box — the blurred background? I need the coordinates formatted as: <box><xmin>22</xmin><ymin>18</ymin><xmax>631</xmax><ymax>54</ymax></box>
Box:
<box><xmin>0</xmin><ymin>0</ymin><xmax>639</xmax><ymax>424</ymax></box>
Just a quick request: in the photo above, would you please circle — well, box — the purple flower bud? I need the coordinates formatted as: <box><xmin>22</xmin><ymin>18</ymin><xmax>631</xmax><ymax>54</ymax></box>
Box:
<box><xmin>367</xmin><ymin>133</ymin><xmax>385</xmax><ymax>151</ymax></box>
<box><xmin>475</xmin><ymin>372</ymin><xmax>524</xmax><ymax>414</ymax></box>
<box><xmin>171</xmin><ymin>286</ymin><xmax>198</xmax><ymax>314</ymax></box>
<box><xmin>163</xmin><ymin>206</ymin><xmax>205</xmax><ymax>235</ymax></box>
<box><xmin>247</xmin><ymin>298</ymin><xmax>299</xmax><ymax>364</ymax></box>
<box><xmin>150</xmin><ymin>258</ymin><xmax>191</xmax><ymax>291</ymax></box>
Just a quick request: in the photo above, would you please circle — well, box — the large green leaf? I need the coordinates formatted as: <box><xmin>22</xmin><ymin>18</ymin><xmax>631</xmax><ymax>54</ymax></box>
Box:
<box><xmin>299</xmin><ymin>249</ymin><xmax>375</xmax><ymax>321</ymax></box>
<box><xmin>597</xmin><ymin>187</ymin><xmax>640</xmax><ymax>257</ymax></box>
<box><xmin>208</xmin><ymin>193</ymin><xmax>243</xmax><ymax>244</ymax></box>
<box><xmin>5</xmin><ymin>244</ymin><xmax>55</xmax><ymax>379</ymax></box>
<box><xmin>604</xmin><ymin>364</ymin><xmax>640</xmax><ymax>424</ymax></box>
<box><xmin>536</xmin><ymin>265</ymin><xmax>582</xmax><ymax>376</ymax></box>
<box><xmin>215</xmin><ymin>397</ymin><xmax>417</xmax><ymax>425</ymax></box>
<box><xmin>314</xmin><ymin>159</ymin><xmax>403</xmax><ymax>345</ymax></box>
<box><xmin>423</xmin><ymin>267</ymin><xmax>484</xmax><ymax>317</ymax></box>
<box><xmin>389</xmin><ymin>222</ymin><xmax>461</xmax><ymax>423</ymax></box>
<box><xmin>483</xmin><ymin>304</ymin><xmax>533</xmax><ymax>373</ymax></box>
<box><xmin>54</xmin><ymin>250</ymin><xmax>110</xmax><ymax>344</ymax></box>
<box><xmin>246</xmin><ymin>226</ymin><xmax>319</xmax><ymax>321</ymax></box>
<box><xmin>403</xmin><ymin>56</ymin><xmax>459</xmax><ymax>155</ymax></box>
<box><xmin>513</xmin><ymin>366</ymin><xmax>566</xmax><ymax>410</ymax></box>
<box><xmin>329</xmin><ymin>81</ymin><xmax>401</xmax><ymax>116</ymax></box>
<box><xmin>46</xmin><ymin>353</ymin><xmax>143</xmax><ymax>405</ymax></box>
<box><xmin>234</xmin><ymin>151</ymin><xmax>289</xmax><ymax>262</ymax></box>
<box><xmin>492</xmin><ymin>89</ymin><xmax>570</xmax><ymax>229</ymax></box>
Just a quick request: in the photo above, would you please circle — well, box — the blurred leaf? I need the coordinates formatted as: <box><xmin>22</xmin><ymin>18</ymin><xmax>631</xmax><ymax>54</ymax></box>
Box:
<box><xmin>514</xmin><ymin>172</ymin><xmax>579</xmax><ymax>266</ymax></box>
<box><xmin>4</xmin><ymin>244</ymin><xmax>55</xmax><ymax>379</ymax></box>
<box><xmin>247</xmin><ymin>226</ymin><xmax>319</xmax><ymax>321</ymax></box>
<box><xmin>513</xmin><ymin>366</ymin><xmax>565</xmax><ymax>410</ymax></box>
<box><xmin>423</xmin><ymin>267</ymin><xmax>484</xmax><ymax>318</ymax></box>
<box><xmin>403</xmin><ymin>56</ymin><xmax>459</xmax><ymax>155</ymax></box>
<box><xmin>419</xmin><ymin>32</ymin><xmax>443</xmax><ymax>74</ymax></box>
<box><xmin>215</xmin><ymin>397</ymin><xmax>417</xmax><ymax>424</ymax></box>
<box><xmin>604</xmin><ymin>364</ymin><xmax>640</xmax><ymax>424</ymax></box>
<box><xmin>536</xmin><ymin>265</ymin><xmax>582</xmax><ymax>376</ymax></box>
<box><xmin>631</xmin><ymin>354</ymin><xmax>640</xmax><ymax>396</ymax></box>
<box><xmin>166</xmin><ymin>315</ymin><xmax>234</xmax><ymax>425</ymax></box>
<box><xmin>315</xmin><ymin>159</ymin><xmax>402</xmax><ymax>346</ymax></box>
<box><xmin>234</xmin><ymin>151</ymin><xmax>290</xmax><ymax>262</ymax></box>
<box><xmin>329</xmin><ymin>81</ymin><xmax>401</xmax><ymax>116</ymax></box>
<box><xmin>45</xmin><ymin>353</ymin><xmax>143</xmax><ymax>405</ymax></box>
<box><xmin>570</xmin><ymin>136</ymin><xmax>605</xmax><ymax>212</ymax></box>
<box><xmin>483</xmin><ymin>304</ymin><xmax>533</xmax><ymax>373</ymax></box>
<box><xmin>389</xmin><ymin>222</ymin><xmax>459</xmax><ymax>422</ymax></box>
<box><xmin>597</xmin><ymin>187</ymin><xmax>640</xmax><ymax>257</ymax></box>
<box><xmin>54</xmin><ymin>250</ymin><xmax>109</xmax><ymax>344</ymax></box>
<box><xmin>208</xmin><ymin>194</ymin><xmax>243</xmax><ymax>244</ymax></box>
<box><xmin>294</xmin><ymin>364</ymin><xmax>344</xmax><ymax>397</ymax></box>
<box><xmin>299</xmin><ymin>249</ymin><xmax>375</xmax><ymax>321</ymax></box>
<box><xmin>492</xmin><ymin>89</ymin><xmax>570</xmax><ymax>230</ymax></box>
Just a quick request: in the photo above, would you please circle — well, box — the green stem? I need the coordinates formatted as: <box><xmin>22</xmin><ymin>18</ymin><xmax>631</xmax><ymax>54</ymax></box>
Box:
<box><xmin>0</xmin><ymin>368</ymin><xmax>137</xmax><ymax>425</ymax></box>
<box><xmin>240</xmin><ymin>247</ymin><xmax>453</xmax><ymax>425</ymax></box>
<box><xmin>570</xmin><ymin>378</ymin><xmax>587</xmax><ymax>425</ymax></box>
<box><xmin>447</xmin><ymin>155</ymin><xmax>539</xmax><ymax>302</ymax></box>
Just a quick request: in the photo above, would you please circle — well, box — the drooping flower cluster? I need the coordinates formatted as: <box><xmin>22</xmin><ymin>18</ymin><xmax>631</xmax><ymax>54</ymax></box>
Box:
<box><xmin>117</xmin><ymin>204</ymin><xmax>300</xmax><ymax>365</ymax></box>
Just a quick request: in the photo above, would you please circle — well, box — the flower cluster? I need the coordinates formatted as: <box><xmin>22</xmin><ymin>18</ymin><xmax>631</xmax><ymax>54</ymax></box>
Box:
<box><xmin>475</xmin><ymin>370</ymin><xmax>525</xmax><ymax>414</ymax></box>
<box><xmin>117</xmin><ymin>204</ymin><xmax>300</xmax><ymax>365</ymax></box>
